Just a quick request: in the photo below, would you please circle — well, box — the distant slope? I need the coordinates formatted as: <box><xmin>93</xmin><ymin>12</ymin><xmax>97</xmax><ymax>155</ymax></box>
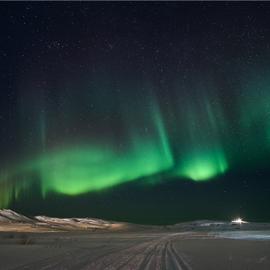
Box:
<box><xmin>1</xmin><ymin>209</ymin><xmax>270</xmax><ymax>233</ymax></box>
<box><xmin>0</xmin><ymin>209</ymin><xmax>128</xmax><ymax>232</ymax></box>
<box><xmin>0</xmin><ymin>209</ymin><xmax>33</xmax><ymax>223</ymax></box>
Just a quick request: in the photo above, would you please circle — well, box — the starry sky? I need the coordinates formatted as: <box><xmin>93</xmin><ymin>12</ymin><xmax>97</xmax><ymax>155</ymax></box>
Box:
<box><xmin>1</xmin><ymin>2</ymin><xmax>270</xmax><ymax>224</ymax></box>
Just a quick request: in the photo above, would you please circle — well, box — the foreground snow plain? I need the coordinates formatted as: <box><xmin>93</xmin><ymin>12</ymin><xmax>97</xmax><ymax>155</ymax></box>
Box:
<box><xmin>0</xmin><ymin>210</ymin><xmax>270</xmax><ymax>269</ymax></box>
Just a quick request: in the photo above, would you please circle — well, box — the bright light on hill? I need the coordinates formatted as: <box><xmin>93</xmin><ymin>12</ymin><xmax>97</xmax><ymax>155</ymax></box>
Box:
<box><xmin>231</xmin><ymin>218</ymin><xmax>248</xmax><ymax>225</ymax></box>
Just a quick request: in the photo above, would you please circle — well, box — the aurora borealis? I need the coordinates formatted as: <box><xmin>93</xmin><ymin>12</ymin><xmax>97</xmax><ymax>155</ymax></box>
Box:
<box><xmin>1</xmin><ymin>2</ymin><xmax>270</xmax><ymax>224</ymax></box>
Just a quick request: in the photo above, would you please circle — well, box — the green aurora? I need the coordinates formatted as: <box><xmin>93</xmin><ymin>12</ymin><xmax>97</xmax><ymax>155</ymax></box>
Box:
<box><xmin>178</xmin><ymin>147</ymin><xmax>228</xmax><ymax>181</ymax></box>
<box><xmin>36</xmin><ymin>98</ymin><xmax>173</xmax><ymax>196</ymax></box>
<box><xmin>0</xmin><ymin>83</ymin><xmax>232</xmax><ymax>208</ymax></box>
<box><xmin>2</xmin><ymin>66</ymin><xmax>270</xmax><ymax>209</ymax></box>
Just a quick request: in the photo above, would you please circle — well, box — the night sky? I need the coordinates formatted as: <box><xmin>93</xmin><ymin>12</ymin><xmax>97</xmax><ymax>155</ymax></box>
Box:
<box><xmin>1</xmin><ymin>2</ymin><xmax>270</xmax><ymax>225</ymax></box>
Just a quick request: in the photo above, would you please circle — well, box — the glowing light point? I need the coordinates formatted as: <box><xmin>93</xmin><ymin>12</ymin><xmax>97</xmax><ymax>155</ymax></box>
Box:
<box><xmin>231</xmin><ymin>218</ymin><xmax>248</xmax><ymax>225</ymax></box>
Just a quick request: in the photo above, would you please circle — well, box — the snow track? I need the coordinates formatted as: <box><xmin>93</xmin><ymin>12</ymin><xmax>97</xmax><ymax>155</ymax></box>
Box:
<box><xmin>12</xmin><ymin>234</ymin><xmax>192</xmax><ymax>270</ymax></box>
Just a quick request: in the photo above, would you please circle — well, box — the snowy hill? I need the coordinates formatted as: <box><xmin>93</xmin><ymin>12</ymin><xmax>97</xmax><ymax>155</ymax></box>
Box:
<box><xmin>0</xmin><ymin>209</ymin><xmax>33</xmax><ymax>223</ymax></box>
<box><xmin>0</xmin><ymin>209</ymin><xmax>126</xmax><ymax>232</ymax></box>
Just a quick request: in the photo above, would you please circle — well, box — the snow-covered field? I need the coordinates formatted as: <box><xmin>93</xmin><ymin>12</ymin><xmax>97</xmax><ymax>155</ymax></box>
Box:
<box><xmin>0</xmin><ymin>210</ymin><xmax>270</xmax><ymax>269</ymax></box>
<box><xmin>213</xmin><ymin>231</ymin><xmax>270</xmax><ymax>240</ymax></box>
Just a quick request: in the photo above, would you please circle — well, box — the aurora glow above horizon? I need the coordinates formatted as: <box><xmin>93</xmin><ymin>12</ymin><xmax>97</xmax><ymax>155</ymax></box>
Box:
<box><xmin>0</xmin><ymin>80</ymin><xmax>232</xmax><ymax>207</ymax></box>
<box><xmin>178</xmin><ymin>148</ymin><xmax>228</xmax><ymax>181</ymax></box>
<box><xmin>36</xmin><ymin>97</ymin><xmax>174</xmax><ymax>196</ymax></box>
<box><xmin>3</xmin><ymin>66</ymin><xmax>270</xmax><ymax>209</ymax></box>
<box><xmin>1</xmin><ymin>69</ymin><xmax>269</xmax><ymax>208</ymax></box>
